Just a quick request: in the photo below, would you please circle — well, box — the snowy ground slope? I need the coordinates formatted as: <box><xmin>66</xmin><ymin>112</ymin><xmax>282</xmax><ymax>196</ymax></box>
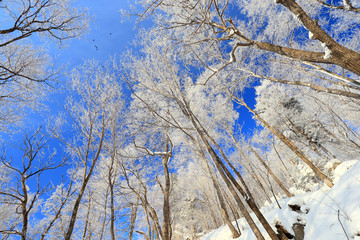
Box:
<box><xmin>201</xmin><ymin>160</ymin><xmax>360</xmax><ymax>240</ymax></box>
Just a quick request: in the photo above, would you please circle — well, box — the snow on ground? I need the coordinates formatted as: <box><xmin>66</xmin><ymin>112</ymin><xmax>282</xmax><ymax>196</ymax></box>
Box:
<box><xmin>201</xmin><ymin>160</ymin><xmax>360</xmax><ymax>240</ymax></box>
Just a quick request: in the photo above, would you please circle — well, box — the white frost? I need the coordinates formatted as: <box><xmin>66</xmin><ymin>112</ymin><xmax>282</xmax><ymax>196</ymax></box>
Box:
<box><xmin>229</xmin><ymin>52</ymin><xmax>235</xmax><ymax>62</ymax></box>
<box><xmin>324</xmin><ymin>47</ymin><xmax>332</xmax><ymax>59</ymax></box>
<box><xmin>292</xmin><ymin>13</ymin><xmax>301</xmax><ymax>23</ymax></box>
<box><xmin>343</xmin><ymin>0</ymin><xmax>351</xmax><ymax>10</ymax></box>
<box><xmin>308</xmin><ymin>31</ymin><xmax>314</xmax><ymax>39</ymax></box>
<box><xmin>322</xmin><ymin>42</ymin><xmax>332</xmax><ymax>59</ymax></box>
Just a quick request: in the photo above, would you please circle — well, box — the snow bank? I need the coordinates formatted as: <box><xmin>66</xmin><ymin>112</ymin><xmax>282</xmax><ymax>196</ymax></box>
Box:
<box><xmin>200</xmin><ymin>160</ymin><xmax>360</xmax><ymax>240</ymax></box>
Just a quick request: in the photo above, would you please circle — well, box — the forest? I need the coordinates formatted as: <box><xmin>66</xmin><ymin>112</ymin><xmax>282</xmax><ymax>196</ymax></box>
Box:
<box><xmin>0</xmin><ymin>0</ymin><xmax>360</xmax><ymax>239</ymax></box>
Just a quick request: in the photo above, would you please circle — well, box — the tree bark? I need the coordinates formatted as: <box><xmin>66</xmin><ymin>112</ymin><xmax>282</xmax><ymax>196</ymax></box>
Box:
<box><xmin>204</xmin><ymin>141</ymin><xmax>265</xmax><ymax>240</ymax></box>
<box><xmin>129</xmin><ymin>201</ymin><xmax>139</xmax><ymax>240</ymax></box>
<box><xmin>161</xmin><ymin>139</ymin><xmax>172</xmax><ymax>240</ymax></box>
<box><xmin>196</xmin><ymin>124</ymin><xmax>280</xmax><ymax>240</ymax></box>
<box><xmin>21</xmin><ymin>176</ymin><xmax>28</xmax><ymax>240</ymax></box>
<box><xmin>179</xmin><ymin>99</ymin><xmax>278</xmax><ymax>239</ymax></box>
<box><xmin>275</xmin><ymin>0</ymin><xmax>360</xmax><ymax>76</ymax></box>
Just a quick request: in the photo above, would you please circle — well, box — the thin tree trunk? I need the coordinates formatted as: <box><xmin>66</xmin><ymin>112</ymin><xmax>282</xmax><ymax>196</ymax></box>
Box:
<box><xmin>229</xmin><ymin>134</ymin><xmax>272</xmax><ymax>202</ymax></box>
<box><xmin>161</xmin><ymin>151</ymin><xmax>172</xmax><ymax>240</ymax></box>
<box><xmin>223</xmin><ymin>190</ymin><xmax>241</xmax><ymax>221</ymax></box>
<box><xmin>109</xmin><ymin>180</ymin><xmax>116</xmax><ymax>240</ymax></box>
<box><xmin>209</xmin><ymin>142</ymin><xmax>279</xmax><ymax>240</ymax></box>
<box><xmin>64</xmin><ymin>121</ymin><xmax>105</xmax><ymax>240</ymax></box>
<box><xmin>250</xmin><ymin>147</ymin><xmax>293</xmax><ymax>197</ymax></box>
<box><xmin>129</xmin><ymin>201</ymin><xmax>139</xmax><ymax>240</ymax></box>
<box><xmin>82</xmin><ymin>193</ymin><xmax>92</xmax><ymax>240</ymax></box>
<box><xmin>197</xmin><ymin>149</ymin><xmax>241</xmax><ymax>238</ymax></box>
<box><xmin>65</xmin><ymin>169</ymin><xmax>95</xmax><ymax>240</ymax></box>
<box><xmin>21</xmin><ymin>176</ymin><xmax>28</xmax><ymax>240</ymax></box>
<box><xmin>272</xmin><ymin>140</ymin><xmax>297</xmax><ymax>184</ymax></box>
<box><xmin>240</xmin><ymin>99</ymin><xmax>334</xmax><ymax>187</ymax></box>
<box><xmin>245</xmin><ymin>163</ymin><xmax>273</xmax><ymax>203</ymax></box>
<box><xmin>182</xmin><ymin>101</ymin><xmax>277</xmax><ymax>240</ymax></box>
<box><xmin>99</xmin><ymin>187</ymin><xmax>109</xmax><ymax>240</ymax></box>
<box><xmin>222</xmin><ymin>189</ymin><xmax>243</xmax><ymax>235</ymax></box>
<box><xmin>108</xmin><ymin>139</ymin><xmax>117</xmax><ymax>240</ymax></box>
<box><xmin>199</xmin><ymin>128</ymin><xmax>280</xmax><ymax>240</ymax></box>
<box><xmin>205</xmin><ymin>143</ymin><xmax>265</xmax><ymax>240</ymax></box>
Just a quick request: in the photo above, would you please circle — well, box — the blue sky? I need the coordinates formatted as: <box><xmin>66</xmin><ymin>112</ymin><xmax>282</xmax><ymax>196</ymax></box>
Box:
<box><xmin>2</xmin><ymin>0</ymin><xmax>140</xmax><ymax>189</ymax></box>
<box><xmin>2</xmin><ymin>0</ymin><xmax>257</xmax><ymax>192</ymax></box>
<box><xmin>56</xmin><ymin>0</ymin><xmax>137</xmax><ymax>65</ymax></box>
<box><xmin>21</xmin><ymin>0</ymin><xmax>140</xmax><ymax>130</ymax></box>
<box><xmin>0</xmin><ymin>2</ymin><xmax>259</xmax><ymax>237</ymax></box>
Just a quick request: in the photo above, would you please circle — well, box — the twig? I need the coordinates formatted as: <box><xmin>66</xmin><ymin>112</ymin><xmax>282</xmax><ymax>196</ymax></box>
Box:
<box><xmin>338</xmin><ymin>210</ymin><xmax>350</xmax><ymax>240</ymax></box>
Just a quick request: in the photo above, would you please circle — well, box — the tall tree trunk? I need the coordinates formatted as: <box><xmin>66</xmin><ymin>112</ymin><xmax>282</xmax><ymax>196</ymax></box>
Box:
<box><xmin>204</xmin><ymin>142</ymin><xmax>265</xmax><ymax>240</ymax></box>
<box><xmin>64</xmin><ymin>167</ymin><xmax>96</xmax><ymax>240</ymax></box>
<box><xmin>161</xmin><ymin>140</ymin><xmax>172</xmax><ymax>240</ymax></box>
<box><xmin>230</xmin><ymin>135</ymin><xmax>273</xmax><ymax>202</ymax></box>
<box><xmin>197</xmin><ymin>149</ymin><xmax>241</xmax><ymax>238</ymax></box>
<box><xmin>129</xmin><ymin>201</ymin><xmax>139</xmax><ymax>240</ymax></box>
<box><xmin>240</xmin><ymin>99</ymin><xmax>334</xmax><ymax>187</ymax></box>
<box><xmin>198</xmin><ymin>127</ymin><xmax>280</xmax><ymax>240</ymax></box>
<box><xmin>250</xmin><ymin>147</ymin><xmax>293</xmax><ymax>197</ymax></box>
<box><xmin>82</xmin><ymin>193</ymin><xmax>92</xmax><ymax>240</ymax></box>
<box><xmin>99</xmin><ymin>188</ymin><xmax>109</xmax><ymax>240</ymax></box>
<box><xmin>180</xmin><ymin>100</ymin><xmax>278</xmax><ymax>240</ymax></box>
<box><xmin>245</xmin><ymin>163</ymin><xmax>273</xmax><ymax>203</ymax></box>
<box><xmin>21</xmin><ymin>176</ymin><xmax>28</xmax><ymax>240</ymax></box>
<box><xmin>222</xmin><ymin>189</ymin><xmax>243</xmax><ymax>235</ymax></box>
<box><xmin>109</xmin><ymin>179</ymin><xmax>116</xmax><ymax>240</ymax></box>
<box><xmin>64</xmin><ymin>123</ymin><xmax>105</xmax><ymax>240</ymax></box>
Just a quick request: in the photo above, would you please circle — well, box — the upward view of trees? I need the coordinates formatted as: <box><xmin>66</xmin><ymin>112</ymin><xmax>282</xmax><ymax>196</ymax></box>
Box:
<box><xmin>0</xmin><ymin>0</ymin><xmax>88</xmax><ymax>131</ymax></box>
<box><xmin>0</xmin><ymin>0</ymin><xmax>359</xmax><ymax>239</ymax></box>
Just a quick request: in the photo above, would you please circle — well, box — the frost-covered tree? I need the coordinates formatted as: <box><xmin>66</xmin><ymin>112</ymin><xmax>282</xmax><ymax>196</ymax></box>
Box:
<box><xmin>0</xmin><ymin>0</ymin><xmax>88</xmax><ymax>131</ymax></box>
<box><xmin>134</xmin><ymin>0</ymin><xmax>360</xmax><ymax>78</ymax></box>
<box><xmin>121</xmin><ymin>33</ymin><xmax>285</xmax><ymax>239</ymax></box>
<box><xmin>127</xmin><ymin>0</ymin><xmax>360</xmax><ymax>190</ymax></box>
<box><xmin>171</xmin><ymin>160</ymin><xmax>225</xmax><ymax>239</ymax></box>
<box><xmin>255</xmin><ymin>81</ymin><xmax>333</xmax><ymax>159</ymax></box>
<box><xmin>253</xmin><ymin>79</ymin><xmax>360</xmax><ymax>191</ymax></box>
<box><xmin>48</xmin><ymin>59</ymin><xmax>124</xmax><ymax>240</ymax></box>
<box><xmin>0</xmin><ymin>128</ymin><xmax>65</xmax><ymax>239</ymax></box>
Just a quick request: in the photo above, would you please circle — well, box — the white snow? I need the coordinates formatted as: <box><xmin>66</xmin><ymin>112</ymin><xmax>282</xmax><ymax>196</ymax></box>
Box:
<box><xmin>343</xmin><ymin>0</ymin><xmax>351</xmax><ymax>10</ymax></box>
<box><xmin>322</xmin><ymin>42</ymin><xmax>332</xmax><ymax>59</ymax></box>
<box><xmin>308</xmin><ymin>31</ymin><xmax>314</xmax><ymax>39</ymax></box>
<box><xmin>200</xmin><ymin>160</ymin><xmax>360</xmax><ymax>240</ymax></box>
